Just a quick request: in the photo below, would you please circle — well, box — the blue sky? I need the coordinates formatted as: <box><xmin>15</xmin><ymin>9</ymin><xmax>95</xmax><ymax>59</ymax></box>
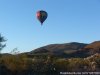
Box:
<box><xmin>0</xmin><ymin>0</ymin><xmax>100</xmax><ymax>53</ymax></box>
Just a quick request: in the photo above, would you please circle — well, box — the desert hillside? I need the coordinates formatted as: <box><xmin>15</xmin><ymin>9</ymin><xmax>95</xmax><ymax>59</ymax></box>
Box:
<box><xmin>0</xmin><ymin>41</ymin><xmax>100</xmax><ymax>75</ymax></box>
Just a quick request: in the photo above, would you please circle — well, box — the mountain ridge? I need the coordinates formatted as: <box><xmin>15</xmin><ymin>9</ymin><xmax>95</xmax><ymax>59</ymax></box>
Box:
<box><xmin>27</xmin><ymin>41</ymin><xmax>100</xmax><ymax>58</ymax></box>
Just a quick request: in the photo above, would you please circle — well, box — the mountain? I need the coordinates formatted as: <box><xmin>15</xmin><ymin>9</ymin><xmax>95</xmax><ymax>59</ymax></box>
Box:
<box><xmin>71</xmin><ymin>41</ymin><xmax>100</xmax><ymax>58</ymax></box>
<box><xmin>28</xmin><ymin>42</ymin><xmax>88</xmax><ymax>57</ymax></box>
<box><xmin>28</xmin><ymin>41</ymin><xmax>100</xmax><ymax>58</ymax></box>
<box><xmin>85</xmin><ymin>41</ymin><xmax>100</xmax><ymax>49</ymax></box>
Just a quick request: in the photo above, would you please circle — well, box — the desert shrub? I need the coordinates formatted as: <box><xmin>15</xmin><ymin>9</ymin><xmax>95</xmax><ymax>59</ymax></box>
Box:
<box><xmin>67</xmin><ymin>58</ymin><xmax>83</xmax><ymax>71</ymax></box>
<box><xmin>1</xmin><ymin>54</ymin><xmax>30</xmax><ymax>72</ymax></box>
<box><xmin>53</xmin><ymin>59</ymin><xmax>69</xmax><ymax>72</ymax></box>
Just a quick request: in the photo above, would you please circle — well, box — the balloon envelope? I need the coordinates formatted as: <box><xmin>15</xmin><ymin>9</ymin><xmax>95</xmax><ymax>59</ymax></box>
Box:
<box><xmin>36</xmin><ymin>10</ymin><xmax>48</xmax><ymax>25</ymax></box>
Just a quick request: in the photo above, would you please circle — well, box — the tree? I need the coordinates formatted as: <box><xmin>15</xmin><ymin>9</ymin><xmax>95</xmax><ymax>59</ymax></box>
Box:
<box><xmin>0</xmin><ymin>34</ymin><xmax>6</xmax><ymax>53</ymax></box>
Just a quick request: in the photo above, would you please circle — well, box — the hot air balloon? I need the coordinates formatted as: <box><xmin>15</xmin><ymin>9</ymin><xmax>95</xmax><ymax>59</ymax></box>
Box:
<box><xmin>36</xmin><ymin>10</ymin><xmax>48</xmax><ymax>25</ymax></box>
